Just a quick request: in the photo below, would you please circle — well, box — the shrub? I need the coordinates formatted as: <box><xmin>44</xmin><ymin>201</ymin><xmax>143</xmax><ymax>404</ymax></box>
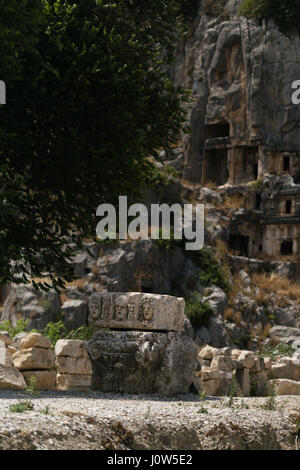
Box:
<box><xmin>239</xmin><ymin>0</ymin><xmax>300</xmax><ymax>35</ymax></box>
<box><xmin>185</xmin><ymin>294</ymin><xmax>214</xmax><ymax>328</ymax></box>
<box><xmin>10</xmin><ymin>402</ymin><xmax>34</xmax><ymax>413</ymax></box>
<box><xmin>200</xmin><ymin>0</ymin><xmax>227</xmax><ymax>18</ymax></box>
<box><xmin>192</xmin><ymin>246</ymin><xmax>230</xmax><ymax>292</ymax></box>
<box><xmin>155</xmin><ymin>226</ymin><xmax>184</xmax><ymax>252</ymax></box>
<box><xmin>261</xmin><ymin>381</ymin><xmax>277</xmax><ymax>411</ymax></box>
<box><xmin>179</xmin><ymin>0</ymin><xmax>201</xmax><ymax>20</ymax></box>
<box><xmin>10</xmin><ymin>376</ymin><xmax>39</xmax><ymax>413</ymax></box>
<box><xmin>0</xmin><ymin>319</ymin><xmax>30</xmax><ymax>338</ymax></box>
<box><xmin>66</xmin><ymin>325</ymin><xmax>99</xmax><ymax>341</ymax></box>
<box><xmin>259</xmin><ymin>342</ymin><xmax>295</xmax><ymax>360</ymax></box>
<box><xmin>41</xmin><ymin>321</ymin><xmax>68</xmax><ymax>347</ymax></box>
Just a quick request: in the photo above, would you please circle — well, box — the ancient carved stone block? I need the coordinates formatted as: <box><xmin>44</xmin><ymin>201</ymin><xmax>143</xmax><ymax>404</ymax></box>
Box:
<box><xmin>87</xmin><ymin>330</ymin><xmax>198</xmax><ymax>396</ymax></box>
<box><xmin>88</xmin><ymin>292</ymin><xmax>185</xmax><ymax>332</ymax></box>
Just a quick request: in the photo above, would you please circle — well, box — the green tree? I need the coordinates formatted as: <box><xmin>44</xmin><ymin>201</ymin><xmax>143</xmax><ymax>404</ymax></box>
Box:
<box><xmin>0</xmin><ymin>0</ymin><xmax>189</xmax><ymax>289</ymax></box>
<box><xmin>239</xmin><ymin>0</ymin><xmax>300</xmax><ymax>34</ymax></box>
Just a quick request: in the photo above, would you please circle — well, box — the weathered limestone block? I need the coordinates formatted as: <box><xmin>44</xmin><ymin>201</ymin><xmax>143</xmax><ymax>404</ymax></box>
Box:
<box><xmin>270</xmin><ymin>358</ymin><xmax>300</xmax><ymax>381</ymax></box>
<box><xmin>219</xmin><ymin>371</ymin><xmax>235</xmax><ymax>396</ymax></box>
<box><xmin>210</xmin><ymin>355</ymin><xmax>235</xmax><ymax>371</ymax></box>
<box><xmin>88</xmin><ymin>292</ymin><xmax>185</xmax><ymax>332</ymax></box>
<box><xmin>250</xmin><ymin>371</ymin><xmax>268</xmax><ymax>396</ymax></box>
<box><xmin>251</xmin><ymin>356</ymin><xmax>265</xmax><ymax>372</ymax></box>
<box><xmin>270</xmin><ymin>363</ymin><xmax>293</xmax><ymax>380</ymax></box>
<box><xmin>61</xmin><ymin>299</ymin><xmax>88</xmax><ymax>331</ymax></box>
<box><xmin>201</xmin><ymin>369</ymin><xmax>220</xmax><ymax>382</ymax></box>
<box><xmin>13</xmin><ymin>348</ymin><xmax>55</xmax><ymax>371</ymax></box>
<box><xmin>264</xmin><ymin>357</ymin><xmax>272</xmax><ymax>370</ymax></box>
<box><xmin>199</xmin><ymin>358</ymin><xmax>211</xmax><ymax>368</ymax></box>
<box><xmin>55</xmin><ymin>339</ymin><xmax>89</xmax><ymax>358</ymax></box>
<box><xmin>12</xmin><ymin>333</ymin><xmax>27</xmax><ymax>349</ymax></box>
<box><xmin>56</xmin><ymin>373</ymin><xmax>91</xmax><ymax>391</ymax></box>
<box><xmin>22</xmin><ymin>370</ymin><xmax>56</xmax><ymax>390</ymax></box>
<box><xmin>237</xmin><ymin>351</ymin><xmax>255</xmax><ymax>369</ymax></box>
<box><xmin>213</xmin><ymin>347</ymin><xmax>232</xmax><ymax>357</ymax></box>
<box><xmin>268</xmin><ymin>379</ymin><xmax>300</xmax><ymax>396</ymax></box>
<box><xmin>0</xmin><ymin>342</ymin><xmax>13</xmax><ymax>366</ymax></box>
<box><xmin>0</xmin><ymin>332</ymin><xmax>11</xmax><ymax>347</ymax></box>
<box><xmin>231</xmin><ymin>349</ymin><xmax>242</xmax><ymax>360</ymax></box>
<box><xmin>8</xmin><ymin>346</ymin><xmax>17</xmax><ymax>356</ymax></box>
<box><xmin>235</xmin><ymin>368</ymin><xmax>250</xmax><ymax>397</ymax></box>
<box><xmin>0</xmin><ymin>364</ymin><xmax>26</xmax><ymax>390</ymax></box>
<box><xmin>199</xmin><ymin>345</ymin><xmax>218</xmax><ymax>360</ymax></box>
<box><xmin>19</xmin><ymin>332</ymin><xmax>51</xmax><ymax>350</ymax></box>
<box><xmin>201</xmin><ymin>379</ymin><xmax>220</xmax><ymax>396</ymax></box>
<box><xmin>87</xmin><ymin>330</ymin><xmax>198</xmax><ymax>396</ymax></box>
<box><xmin>55</xmin><ymin>356</ymin><xmax>92</xmax><ymax>375</ymax></box>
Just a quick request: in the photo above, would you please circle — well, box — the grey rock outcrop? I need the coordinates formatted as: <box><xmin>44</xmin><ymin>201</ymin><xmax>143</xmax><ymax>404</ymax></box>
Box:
<box><xmin>61</xmin><ymin>299</ymin><xmax>88</xmax><ymax>331</ymax></box>
<box><xmin>1</xmin><ymin>284</ymin><xmax>60</xmax><ymax>330</ymax></box>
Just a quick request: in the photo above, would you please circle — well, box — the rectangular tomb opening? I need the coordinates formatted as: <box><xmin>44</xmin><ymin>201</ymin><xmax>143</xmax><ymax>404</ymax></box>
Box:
<box><xmin>228</xmin><ymin>234</ymin><xmax>249</xmax><ymax>257</ymax></box>
<box><xmin>203</xmin><ymin>149</ymin><xmax>229</xmax><ymax>186</ymax></box>
<box><xmin>280</xmin><ymin>240</ymin><xmax>293</xmax><ymax>256</ymax></box>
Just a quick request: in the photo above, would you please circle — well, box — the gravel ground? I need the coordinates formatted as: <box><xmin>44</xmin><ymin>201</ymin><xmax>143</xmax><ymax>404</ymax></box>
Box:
<box><xmin>0</xmin><ymin>391</ymin><xmax>299</xmax><ymax>450</ymax></box>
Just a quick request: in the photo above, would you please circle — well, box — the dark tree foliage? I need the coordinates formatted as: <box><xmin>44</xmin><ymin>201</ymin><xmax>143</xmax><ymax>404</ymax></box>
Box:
<box><xmin>239</xmin><ymin>0</ymin><xmax>300</xmax><ymax>35</ymax></box>
<box><xmin>0</xmin><ymin>0</ymin><xmax>189</xmax><ymax>289</ymax></box>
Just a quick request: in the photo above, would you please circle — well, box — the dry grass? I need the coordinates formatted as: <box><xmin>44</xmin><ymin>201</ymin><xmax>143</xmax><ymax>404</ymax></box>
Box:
<box><xmin>228</xmin><ymin>272</ymin><xmax>243</xmax><ymax>305</ymax></box>
<box><xmin>224</xmin><ymin>308</ymin><xmax>243</xmax><ymax>325</ymax></box>
<box><xmin>59</xmin><ymin>291</ymin><xmax>69</xmax><ymax>305</ymax></box>
<box><xmin>224</xmin><ymin>307</ymin><xmax>233</xmax><ymax>320</ymax></box>
<box><xmin>92</xmin><ymin>265</ymin><xmax>99</xmax><ymax>276</ymax></box>
<box><xmin>215</xmin><ymin>239</ymin><xmax>228</xmax><ymax>261</ymax></box>
<box><xmin>65</xmin><ymin>278</ymin><xmax>86</xmax><ymax>291</ymax></box>
<box><xmin>30</xmin><ymin>277</ymin><xmax>55</xmax><ymax>285</ymax></box>
<box><xmin>179</xmin><ymin>178</ymin><xmax>201</xmax><ymax>190</ymax></box>
<box><xmin>224</xmin><ymin>194</ymin><xmax>245</xmax><ymax>211</ymax></box>
<box><xmin>251</xmin><ymin>273</ymin><xmax>300</xmax><ymax>301</ymax></box>
<box><xmin>254</xmin><ymin>289</ymin><xmax>270</xmax><ymax>307</ymax></box>
<box><xmin>205</xmin><ymin>181</ymin><xmax>218</xmax><ymax>190</ymax></box>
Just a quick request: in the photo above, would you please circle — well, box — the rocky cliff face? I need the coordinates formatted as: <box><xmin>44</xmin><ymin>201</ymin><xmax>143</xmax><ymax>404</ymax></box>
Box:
<box><xmin>173</xmin><ymin>0</ymin><xmax>300</xmax><ymax>183</ymax></box>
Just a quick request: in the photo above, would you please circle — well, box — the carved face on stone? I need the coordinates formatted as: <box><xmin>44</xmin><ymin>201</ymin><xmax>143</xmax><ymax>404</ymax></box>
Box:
<box><xmin>89</xmin><ymin>295</ymin><xmax>101</xmax><ymax>320</ymax></box>
<box><xmin>141</xmin><ymin>297</ymin><xmax>154</xmax><ymax>321</ymax></box>
<box><xmin>115</xmin><ymin>295</ymin><xmax>128</xmax><ymax>321</ymax></box>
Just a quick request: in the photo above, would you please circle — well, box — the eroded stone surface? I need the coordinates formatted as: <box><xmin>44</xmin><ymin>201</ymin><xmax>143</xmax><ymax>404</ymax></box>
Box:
<box><xmin>268</xmin><ymin>379</ymin><xmax>300</xmax><ymax>395</ymax></box>
<box><xmin>56</xmin><ymin>373</ymin><xmax>91</xmax><ymax>391</ymax></box>
<box><xmin>22</xmin><ymin>370</ymin><xmax>56</xmax><ymax>390</ymax></box>
<box><xmin>55</xmin><ymin>356</ymin><xmax>92</xmax><ymax>375</ymax></box>
<box><xmin>0</xmin><ymin>364</ymin><xmax>26</xmax><ymax>390</ymax></box>
<box><xmin>88</xmin><ymin>292</ymin><xmax>185</xmax><ymax>332</ymax></box>
<box><xmin>19</xmin><ymin>333</ymin><xmax>51</xmax><ymax>350</ymax></box>
<box><xmin>12</xmin><ymin>348</ymin><xmax>55</xmax><ymax>371</ymax></box>
<box><xmin>87</xmin><ymin>330</ymin><xmax>198</xmax><ymax>396</ymax></box>
<box><xmin>54</xmin><ymin>340</ymin><xmax>89</xmax><ymax>359</ymax></box>
<box><xmin>0</xmin><ymin>342</ymin><xmax>13</xmax><ymax>367</ymax></box>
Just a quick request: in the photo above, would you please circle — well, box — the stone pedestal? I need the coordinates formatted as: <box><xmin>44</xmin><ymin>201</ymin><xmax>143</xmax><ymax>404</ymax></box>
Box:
<box><xmin>87</xmin><ymin>330</ymin><xmax>198</xmax><ymax>396</ymax></box>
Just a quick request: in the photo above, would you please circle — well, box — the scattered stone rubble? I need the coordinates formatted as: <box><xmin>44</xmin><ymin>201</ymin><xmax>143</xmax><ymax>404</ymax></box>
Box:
<box><xmin>195</xmin><ymin>345</ymin><xmax>300</xmax><ymax>397</ymax></box>
<box><xmin>0</xmin><ymin>332</ymin><xmax>92</xmax><ymax>392</ymax></box>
